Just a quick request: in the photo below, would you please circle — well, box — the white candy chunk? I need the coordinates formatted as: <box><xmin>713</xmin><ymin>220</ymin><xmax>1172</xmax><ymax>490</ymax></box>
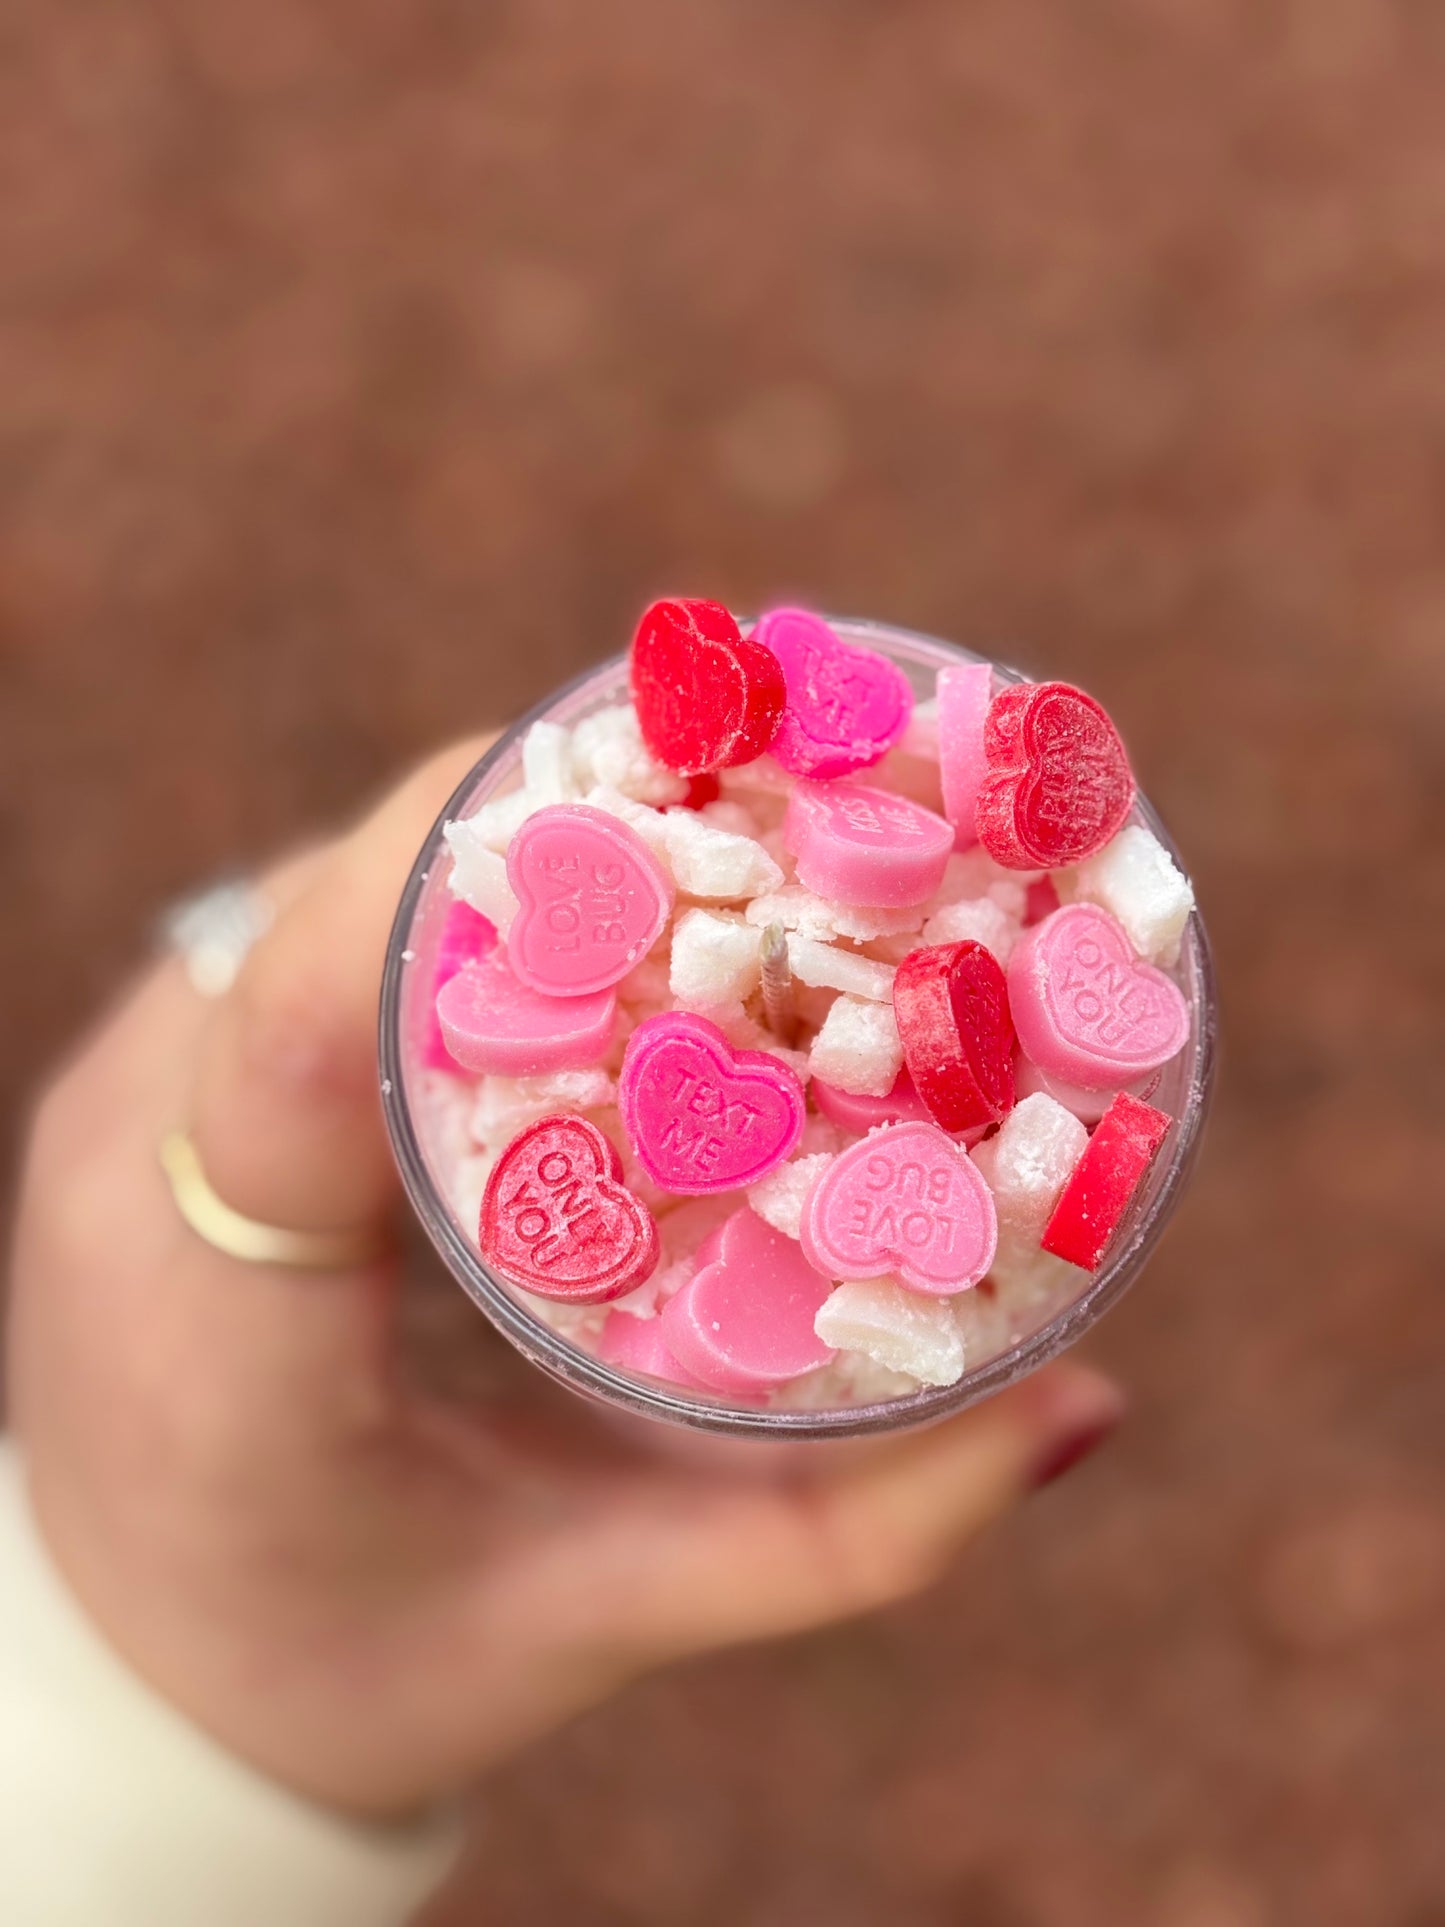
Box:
<box><xmin>899</xmin><ymin>696</ymin><xmax>939</xmax><ymax>757</ymax></box>
<box><xmin>921</xmin><ymin>894</ymin><xmax>1020</xmax><ymax>963</ymax></box>
<box><xmin>747</xmin><ymin>1152</ymin><xmax>836</xmax><ymax>1240</ymax></box>
<box><xmin>808</xmin><ymin>995</ymin><xmax>903</xmax><ymax>1097</ymax></box>
<box><xmin>662</xmin><ymin>810</ymin><xmax>784</xmax><ymax>901</ymax></box>
<box><xmin>984</xmin><ymin>1236</ymin><xmax>1084</xmax><ymax>1342</ymax></box>
<box><xmin>776</xmin><ymin>1351</ymin><xmax>919</xmax><ymax>1408</ymax></box>
<box><xmin>970</xmin><ymin>1093</ymin><xmax>1088</xmax><ymax>1242</ymax></box>
<box><xmin>698</xmin><ymin>798</ymin><xmax>759</xmax><ymax>837</ymax></box>
<box><xmin>1059</xmin><ymin>824</ymin><xmax>1195</xmax><ymax>965</ymax></box>
<box><xmin>448</xmin><ymin>788</ymin><xmax>535</xmax><ymax>855</ymax></box>
<box><xmin>786</xmin><ymin>934</ymin><xmax>896</xmax><ymax>1003</ymax></box>
<box><xmin>572</xmin><ymin>705</ymin><xmax>688</xmax><ymax>805</ymax></box>
<box><xmin>470</xmin><ymin>1069</ymin><xmax>617</xmax><ymax>1149</ymax></box>
<box><xmin>520</xmin><ymin>720</ymin><xmax>579</xmax><ymax>805</ymax></box>
<box><xmin>581</xmin><ymin>785</ymin><xmax>671</xmax><ymax>859</ymax></box>
<box><xmin>669</xmin><ymin>909</ymin><xmax>763</xmax><ymax>1006</ymax></box>
<box><xmin>815</xmin><ymin>1278</ymin><xmax>966</xmax><ymax>1388</ymax></box>
<box><xmin>744</xmin><ymin>885</ymin><xmax>923</xmax><ymax>944</ymax></box>
<box><xmin>442</xmin><ymin>820</ymin><xmax>519</xmax><ymax>935</ymax></box>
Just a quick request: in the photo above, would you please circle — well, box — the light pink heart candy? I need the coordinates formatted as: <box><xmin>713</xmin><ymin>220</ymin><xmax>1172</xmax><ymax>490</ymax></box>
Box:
<box><xmin>421</xmin><ymin>900</ymin><xmax>498</xmax><ymax>1070</ymax></box>
<box><xmin>597</xmin><ymin>1310</ymin><xmax>709</xmax><ymax>1389</ymax></box>
<box><xmin>660</xmin><ymin>1208</ymin><xmax>836</xmax><ymax>1393</ymax></box>
<box><xmin>937</xmin><ymin>661</ymin><xmax>992</xmax><ymax>848</ymax></box>
<box><xmin>435</xmin><ymin>949</ymin><xmax>616</xmax><ymax>1075</ymax></box>
<box><xmin>1007</xmin><ymin>904</ymin><xmax>1190</xmax><ymax>1090</ymax></box>
<box><xmin>811</xmin><ymin>1070</ymin><xmax>990</xmax><ymax>1147</ymax></box>
<box><xmin>619</xmin><ymin>1012</ymin><xmax>805</xmax><ymax>1194</ymax></box>
<box><xmin>507</xmin><ymin>804</ymin><xmax>673</xmax><ymax>997</ymax></box>
<box><xmin>783</xmin><ymin>780</ymin><xmax>954</xmax><ymax>908</ymax></box>
<box><xmin>755</xmin><ymin>607</ymin><xmax>913</xmax><ymax>779</ymax></box>
<box><xmin>801</xmin><ymin>1121</ymin><xmax>998</xmax><ymax>1297</ymax></box>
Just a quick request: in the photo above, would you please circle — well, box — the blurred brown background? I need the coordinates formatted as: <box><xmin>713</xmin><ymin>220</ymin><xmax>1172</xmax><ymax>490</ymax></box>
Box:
<box><xmin>3</xmin><ymin>2</ymin><xmax>1443</xmax><ymax>1922</ymax></box>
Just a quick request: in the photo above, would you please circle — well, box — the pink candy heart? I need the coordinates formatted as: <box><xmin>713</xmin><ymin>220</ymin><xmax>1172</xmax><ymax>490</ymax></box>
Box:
<box><xmin>660</xmin><ymin>1208</ymin><xmax>836</xmax><ymax>1393</ymax></box>
<box><xmin>435</xmin><ymin>949</ymin><xmax>616</xmax><ymax>1076</ymax></box>
<box><xmin>800</xmin><ymin>1121</ymin><xmax>998</xmax><ymax>1297</ymax></box>
<box><xmin>755</xmin><ymin>608</ymin><xmax>913</xmax><ymax>779</ymax></box>
<box><xmin>937</xmin><ymin>661</ymin><xmax>992</xmax><ymax>847</ymax></box>
<box><xmin>1007</xmin><ymin>904</ymin><xmax>1189</xmax><ymax>1090</ymax></box>
<box><xmin>507</xmin><ymin>804</ymin><xmax>673</xmax><ymax>997</ymax></box>
<box><xmin>783</xmin><ymin>780</ymin><xmax>955</xmax><ymax>909</ymax></box>
<box><xmin>619</xmin><ymin>1012</ymin><xmax>805</xmax><ymax>1194</ymax></box>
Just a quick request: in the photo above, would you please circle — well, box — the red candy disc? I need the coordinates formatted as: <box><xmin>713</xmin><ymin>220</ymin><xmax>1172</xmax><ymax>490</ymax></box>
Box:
<box><xmin>1040</xmin><ymin>1090</ymin><xmax>1171</xmax><ymax>1271</ymax></box>
<box><xmin>479</xmin><ymin>1114</ymin><xmax>659</xmax><ymax>1303</ymax></box>
<box><xmin>975</xmin><ymin>682</ymin><xmax>1135</xmax><ymax>869</ymax></box>
<box><xmin>630</xmin><ymin>597</ymin><xmax>786</xmax><ymax>776</ymax></box>
<box><xmin>892</xmin><ymin>941</ymin><xmax>1017</xmax><ymax>1134</ymax></box>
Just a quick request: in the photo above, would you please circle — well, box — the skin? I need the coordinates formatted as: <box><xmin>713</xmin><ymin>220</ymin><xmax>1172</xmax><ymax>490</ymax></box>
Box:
<box><xmin>5</xmin><ymin>739</ymin><xmax>1123</xmax><ymax>1820</ymax></box>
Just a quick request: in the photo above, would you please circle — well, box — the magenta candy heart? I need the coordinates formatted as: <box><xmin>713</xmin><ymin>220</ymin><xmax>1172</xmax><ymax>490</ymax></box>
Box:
<box><xmin>619</xmin><ymin>1012</ymin><xmax>805</xmax><ymax>1194</ymax></box>
<box><xmin>660</xmin><ymin>1208</ymin><xmax>836</xmax><ymax>1393</ymax></box>
<box><xmin>755</xmin><ymin>607</ymin><xmax>913</xmax><ymax>779</ymax></box>
<box><xmin>1007</xmin><ymin>904</ymin><xmax>1189</xmax><ymax>1090</ymax></box>
<box><xmin>507</xmin><ymin>804</ymin><xmax>673</xmax><ymax>997</ymax></box>
<box><xmin>435</xmin><ymin>949</ymin><xmax>616</xmax><ymax>1076</ymax></box>
<box><xmin>800</xmin><ymin>1121</ymin><xmax>997</xmax><ymax>1297</ymax></box>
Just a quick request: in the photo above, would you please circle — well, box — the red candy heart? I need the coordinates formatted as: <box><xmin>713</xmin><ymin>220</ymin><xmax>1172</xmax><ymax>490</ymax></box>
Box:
<box><xmin>975</xmin><ymin>682</ymin><xmax>1135</xmax><ymax>869</ymax></box>
<box><xmin>630</xmin><ymin>597</ymin><xmax>786</xmax><ymax>776</ymax></box>
<box><xmin>893</xmin><ymin>940</ymin><xmax>1017</xmax><ymax>1133</ymax></box>
<box><xmin>479</xmin><ymin>1115</ymin><xmax>659</xmax><ymax>1303</ymax></box>
<box><xmin>1040</xmin><ymin>1090</ymin><xmax>1171</xmax><ymax>1271</ymax></box>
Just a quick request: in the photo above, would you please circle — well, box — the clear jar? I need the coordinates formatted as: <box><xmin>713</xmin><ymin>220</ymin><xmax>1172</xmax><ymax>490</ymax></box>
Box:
<box><xmin>379</xmin><ymin>618</ymin><xmax>1217</xmax><ymax>1442</ymax></box>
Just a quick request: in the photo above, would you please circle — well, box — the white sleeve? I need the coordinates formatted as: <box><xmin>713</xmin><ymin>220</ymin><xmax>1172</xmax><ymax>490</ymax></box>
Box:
<box><xmin>0</xmin><ymin>1445</ymin><xmax>466</xmax><ymax>1927</ymax></box>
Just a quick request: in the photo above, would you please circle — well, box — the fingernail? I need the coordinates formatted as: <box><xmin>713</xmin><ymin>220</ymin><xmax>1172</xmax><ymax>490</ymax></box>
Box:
<box><xmin>1025</xmin><ymin>1371</ymin><xmax>1126</xmax><ymax>1492</ymax></box>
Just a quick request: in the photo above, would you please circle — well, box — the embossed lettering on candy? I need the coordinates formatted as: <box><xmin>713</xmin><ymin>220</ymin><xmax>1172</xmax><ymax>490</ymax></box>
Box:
<box><xmin>619</xmin><ymin>1012</ymin><xmax>805</xmax><ymax>1194</ymax></box>
<box><xmin>1008</xmin><ymin>903</ymin><xmax>1189</xmax><ymax>1090</ymax></box>
<box><xmin>801</xmin><ymin>1121</ymin><xmax>997</xmax><ymax>1296</ymax></box>
<box><xmin>506</xmin><ymin>804</ymin><xmax>673</xmax><ymax>997</ymax></box>
<box><xmin>755</xmin><ymin>607</ymin><xmax>912</xmax><ymax>779</ymax></box>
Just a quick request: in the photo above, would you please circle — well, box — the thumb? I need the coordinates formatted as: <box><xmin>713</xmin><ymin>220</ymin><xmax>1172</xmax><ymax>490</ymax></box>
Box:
<box><xmin>190</xmin><ymin>736</ymin><xmax>493</xmax><ymax>1234</ymax></box>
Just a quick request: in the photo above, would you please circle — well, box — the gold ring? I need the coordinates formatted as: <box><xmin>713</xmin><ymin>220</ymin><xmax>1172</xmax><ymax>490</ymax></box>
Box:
<box><xmin>159</xmin><ymin>1131</ymin><xmax>387</xmax><ymax>1270</ymax></box>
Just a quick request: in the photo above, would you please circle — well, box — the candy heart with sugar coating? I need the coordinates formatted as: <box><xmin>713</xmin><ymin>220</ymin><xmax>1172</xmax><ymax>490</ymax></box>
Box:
<box><xmin>893</xmin><ymin>940</ymin><xmax>1017</xmax><ymax>1133</ymax></box>
<box><xmin>1008</xmin><ymin>903</ymin><xmax>1189</xmax><ymax>1090</ymax></box>
<box><xmin>661</xmin><ymin>1208</ymin><xmax>836</xmax><ymax>1392</ymax></box>
<box><xmin>480</xmin><ymin>1115</ymin><xmax>659</xmax><ymax>1303</ymax></box>
<box><xmin>620</xmin><ymin>1011</ymin><xmax>805</xmax><ymax>1194</ymax></box>
<box><xmin>756</xmin><ymin>607</ymin><xmax>912</xmax><ymax>779</ymax></box>
<box><xmin>631</xmin><ymin>597</ymin><xmax>786</xmax><ymax>775</ymax></box>
<box><xmin>1041</xmin><ymin>1090</ymin><xmax>1172</xmax><ymax>1271</ymax></box>
<box><xmin>800</xmin><ymin>1121</ymin><xmax>997</xmax><ymax>1297</ymax></box>
<box><xmin>976</xmin><ymin>681</ymin><xmax>1135</xmax><ymax>869</ymax></box>
<box><xmin>506</xmin><ymin>803</ymin><xmax>672</xmax><ymax>998</ymax></box>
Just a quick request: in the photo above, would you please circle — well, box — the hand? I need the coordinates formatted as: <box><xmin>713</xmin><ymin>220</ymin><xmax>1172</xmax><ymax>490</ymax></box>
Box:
<box><xmin>6</xmin><ymin>740</ymin><xmax>1123</xmax><ymax>1818</ymax></box>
